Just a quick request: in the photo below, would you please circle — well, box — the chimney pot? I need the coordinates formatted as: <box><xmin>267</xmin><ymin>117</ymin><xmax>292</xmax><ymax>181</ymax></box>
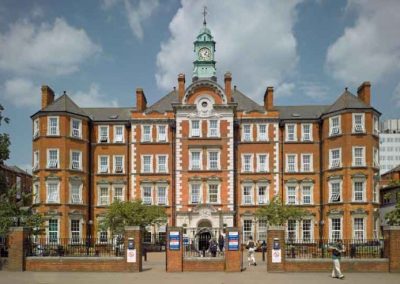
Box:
<box><xmin>357</xmin><ymin>81</ymin><xmax>371</xmax><ymax>105</ymax></box>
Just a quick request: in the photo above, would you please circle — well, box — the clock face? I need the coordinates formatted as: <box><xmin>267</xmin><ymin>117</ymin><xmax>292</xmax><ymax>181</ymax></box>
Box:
<box><xmin>199</xmin><ymin>48</ymin><xmax>211</xmax><ymax>60</ymax></box>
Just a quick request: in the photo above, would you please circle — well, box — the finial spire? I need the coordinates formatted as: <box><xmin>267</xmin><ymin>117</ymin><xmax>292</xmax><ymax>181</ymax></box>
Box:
<box><xmin>202</xmin><ymin>6</ymin><xmax>207</xmax><ymax>26</ymax></box>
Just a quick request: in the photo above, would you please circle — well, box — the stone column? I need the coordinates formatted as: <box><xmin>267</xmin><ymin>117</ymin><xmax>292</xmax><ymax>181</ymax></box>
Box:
<box><xmin>383</xmin><ymin>226</ymin><xmax>400</xmax><ymax>272</ymax></box>
<box><xmin>7</xmin><ymin>227</ymin><xmax>30</xmax><ymax>271</ymax></box>
<box><xmin>124</xmin><ymin>226</ymin><xmax>142</xmax><ymax>272</ymax></box>
<box><xmin>225</xmin><ymin>227</ymin><xmax>242</xmax><ymax>272</ymax></box>
<box><xmin>166</xmin><ymin>227</ymin><xmax>183</xmax><ymax>272</ymax></box>
<box><xmin>267</xmin><ymin>226</ymin><xmax>285</xmax><ymax>272</ymax></box>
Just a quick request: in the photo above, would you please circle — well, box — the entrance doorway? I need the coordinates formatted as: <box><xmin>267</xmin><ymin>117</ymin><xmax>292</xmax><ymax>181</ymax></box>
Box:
<box><xmin>198</xmin><ymin>231</ymin><xmax>211</xmax><ymax>251</ymax></box>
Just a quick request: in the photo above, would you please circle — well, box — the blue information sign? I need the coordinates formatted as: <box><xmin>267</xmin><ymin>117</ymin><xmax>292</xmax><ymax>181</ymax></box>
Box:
<box><xmin>169</xmin><ymin>231</ymin><xmax>180</xmax><ymax>250</ymax></box>
<box><xmin>227</xmin><ymin>231</ymin><xmax>239</xmax><ymax>251</ymax></box>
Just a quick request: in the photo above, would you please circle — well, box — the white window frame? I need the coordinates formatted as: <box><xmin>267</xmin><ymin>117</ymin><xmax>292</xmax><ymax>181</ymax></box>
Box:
<box><xmin>98</xmin><ymin>125</ymin><xmax>109</xmax><ymax>143</ymax></box>
<box><xmin>258</xmin><ymin>220</ymin><xmax>268</xmax><ymax>241</ymax></box>
<box><xmin>373</xmin><ymin>182</ymin><xmax>379</xmax><ymax>203</ymax></box>
<box><xmin>257</xmin><ymin>183</ymin><xmax>269</xmax><ymax>205</ymax></box>
<box><xmin>256</xmin><ymin>153</ymin><xmax>269</xmax><ymax>172</ymax></box>
<box><xmin>329</xmin><ymin>217</ymin><xmax>343</xmax><ymax>241</ymax></box>
<box><xmin>71</xmin><ymin>119</ymin><xmax>82</xmax><ymax>139</ymax></box>
<box><xmin>141</xmin><ymin>155</ymin><xmax>153</xmax><ymax>173</ymax></box>
<box><xmin>112</xmin><ymin>185</ymin><xmax>125</xmax><ymax>202</ymax></box>
<box><xmin>141</xmin><ymin>184</ymin><xmax>153</xmax><ymax>205</ymax></box>
<box><xmin>286</xmin><ymin>183</ymin><xmax>298</xmax><ymax>205</ymax></box>
<box><xmin>257</xmin><ymin>124</ymin><xmax>268</xmax><ymax>141</ymax></box>
<box><xmin>301</xmin><ymin>153</ymin><xmax>313</xmax><ymax>172</ymax></box>
<box><xmin>47</xmin><ymin>116</ymin><xmax>59</xmax><ymax>136</ymax></box>
<box><xmin>113</xmin><ymin>125</ymin><xmax>124</xmax><ymax>143</ymax></box>
<box><xmin>301</xmin><ymin>219</ymin><xmax>313</xmax><ymax>241</ymax></box>
<box><xmin>156</xmin><ymin>154</ymin><xmax>168</xmax><ymax>173</ymax></box>
<box><xmin>352</xmin><ymin>146</ymin><xmax>366</xmax><ymax>167</ymax></box>
<box><xmin>47</xmin><ymin>219</ymin><xmax>59</xmax><ymax>243</ymax></box>
<box><xmin>286</xmin><ymin>154</ymin><xmax>297</xmax><ymax>173</ymax></box>
<box><xmin>156</xmin><ymin>184</ymin><xmax>168</xmax><ymax>205</ymax></box>
<box><xmin>373</xmin><ymin>115</ymin><xmax>379</xmax><ymax>135</ymax></box>
<box><xmin>190</xmin><ymin>183</ymin><xmax>201</xmax><ymax>204</ymax></box>
<box><xmin>373</xmin><ymin>147</ymin><xmax>379</xmax><ymax>168</ymax></box>
<box><xmin>207</xmin><ymin>150</ymin><xmax>220</xmax><ymax>170</ymax></box>
<box><xmin>243</xmin><ymin>219</ymin><xmax>253</xmax><ymax>242</ymax></box>
<box><xmin>47</xmin><ymin>148</ymin><xmax>59</xmax><ymax>169</ymax></box>
<box><xmin>157</xmin><ymin>125</ymin><xmax>168</xmax><ymax>142</ymax></box>
<box><xmin>33</xmin><ymin>118</ymin><xmax>40</xmax><ymax>138</ymax></box>
<box><xmin>352</xmin><ymin>217</ymin><xmax>366</xmax><ymax>240</ymax></box>
<box><xmin>287</xmin><ymin>220</ymin><xmax>298</xmax><ymax>240</ymax></box>
<box><xmin>141</xmin><ymin>125</ymin><xmax>152</xmax><ymax>142</ymax></box>
<box><xmin>285</xmin><ymin>123</ymin><xmax>297</xmax><ymax>142</ymax></box>
<box><xmin>46</xmin><ymin>181</ymin><xmax>60</xmax><ymax>203</ymax></box>
<box><xmin>352</xmin><ymin>178</ymin><xmax>366</xmax><ymax>202</ymax></box>
<box><xmin>70</xmin><ymin>218</ymin><xmax>82</xmax><ymax>244</ymax></box>
<box><xmin>113</xmin><ymin>155</ymin><xmax>124</xmax><ymax>174</ymax></box>
<box><xmin>242</xmin><ymin>183</ymin><xmax>253</xmax><ymax>205</ymax></box>
<box><xmin>33</xmin><ymin>150</ymin><xmax>40</xmax><ymax>171</ymax></box>
<box><xmin>33</xmin><ymin>182</ymin><xmax>40</xmax><ymax>204</ymax></box>
<box><xmin>98</xmin><ymin>186</ymin><xmax>110</xmax><ymax>206</ymax></box>
<box><xmin>241</xmin><ymin>153</ymin><xmax>254</xmax><ymax>173</ymax></box>
<box><xmin>301</xmin><ymin>123</ymin><xmax>312</xmax><ymax>142</ymax></box>
<box><xmin>189</xmin><ymin>150</ymin><xmax>202</xmax><ymax>170</ymax></box>
<box><xmin>242</xmin><ymin>124</ymin><xmax>252</xmax><ymax>142</ymax></box>
<box><xmin>190</xmin><ymin>120</ymin><xmax>201</xmax><ymax>137</ymax></box>
<box><xmin>329</xmin><ymin>115</ymin><xmax>341</xmax><ymax>136</ymax></box>
<box><xmin>207</xmin><ymin>120</ymin><xmax>220</xmax><ymax>138</ymax></box>
<box><xmin>70</xmin><ymin>150</ymin><xmax>82</xmax><ymax>170</ymax></box>
<box><xmin>301</xmin><ymin>183</ymin><xmax>313</xmax><ymax>205</ymax></box>
<box><xmin>352</xmin><ymin>113</ymin><xmax>365</xmax><ymax>133</ymax></box>
<box><xmin>329</xmin><ymin>148</ymin><xmax>342</xmax><ymax>169</ymax></box>
<box><xmin>329</xmin><ymin>179</ymin><xmax>342</xmax><ymax>203</ymax></box>
<box><xmin>98</xmin><ymin>155</ymin><xmax>109</xmax><ymax>174</ymax></box>
<box><xmin>207</xmin><ymin>183</ymin><xmax>220</xmax><ymax>204</ymax></box>
<box><xmin>70</xmin><ymin>182</ymin><xmax>82</xmax><ymax>204</ymax></box>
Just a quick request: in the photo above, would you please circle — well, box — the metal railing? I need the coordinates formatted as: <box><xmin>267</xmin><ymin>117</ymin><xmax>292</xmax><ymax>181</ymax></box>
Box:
<box><xmin>183</xmin><ymin>228</ymin><xmax>225</xmax><ymax>259</ymax></box>
<box><xmin>285</xmin><ymin>239</ymin><xmax>386</xmax><ymax>259</ymax></box>
<box><xmin>25</xmin><ymin>237</ymin><xmax>124</xmax><ymax>257</ymax></box>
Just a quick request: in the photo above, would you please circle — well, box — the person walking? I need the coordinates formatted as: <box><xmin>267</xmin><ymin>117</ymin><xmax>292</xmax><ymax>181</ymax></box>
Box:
<box><xmin>218</xmin><ymin>233</ymin><xmax>225</xmax><ymax>255</ymax></box>
<box><xmin>209</xmin><ymin>238</ymin><xmax>218</xmax><ymax>257</ymax></box>
<box><xmin>330</xmin><ymin>239</ymin><xmax>345</xmax><ymax>279</ymax></box>
<box><xmin>246</xmin><ymin>236</ymin><xmax>257</xmax><ymax>266</ymax></box>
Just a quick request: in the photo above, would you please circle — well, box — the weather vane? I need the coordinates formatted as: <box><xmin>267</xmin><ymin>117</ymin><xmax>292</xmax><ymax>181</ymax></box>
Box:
<box><xmin>203</xmin><ymin>6</ymin><xmax>207</xmax><ymax>26</ymax></box>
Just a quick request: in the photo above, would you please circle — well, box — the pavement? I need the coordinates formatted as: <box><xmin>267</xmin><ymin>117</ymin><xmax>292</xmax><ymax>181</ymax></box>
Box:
<box><xmin>0</xmin><ymin>252</ymin><xmax>399</xmax><ymax>284</ymax></box>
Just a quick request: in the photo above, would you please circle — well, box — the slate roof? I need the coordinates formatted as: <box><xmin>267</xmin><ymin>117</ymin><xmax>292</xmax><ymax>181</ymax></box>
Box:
<box><xmin>325</xmin><ymin>90</ymin><xmax>371</xmax><ymax>114</ymax></box>
<box><xmin>41</xmin><ymin>93</ymin><xmax>88</xmax><ymax>117</ymax></box>
<box><xmin>232</xmin><ymin>89</ymin><xmax>265</xmax><ymax>112</ymax></box>
<box><xmin>145</xmin><ymin>90</ymin><xmax>178</xmax><ymax>114</ymax></box>
<box><xmin>82</xmin><ymin>107</ymin><xmax>133</xmax><ymax>121</ymax></box>
<box><xmin>276</xmin><ymin>105</ymin><xmax>329</xmax><ymax>120</ymax></box>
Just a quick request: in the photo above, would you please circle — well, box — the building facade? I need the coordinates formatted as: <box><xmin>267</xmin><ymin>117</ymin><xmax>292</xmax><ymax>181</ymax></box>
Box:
<box><xmin>0</xmin><ymin>162</ymin><xmax>32</xmax><ymax>205</ymax></box>
<box><xmin>31</xmin><ymin>22</ymin><xmax>381</xmax><ymax>243</ymax></box>
<box><xmin>379</xmin><ymin>165</ymin><xmax>400</xmax><ymax>226</ymax></box>
<box><xmin>379</xmin><ymin>119</ymin><xmax>400</xmax><ymax>174</ymax></box>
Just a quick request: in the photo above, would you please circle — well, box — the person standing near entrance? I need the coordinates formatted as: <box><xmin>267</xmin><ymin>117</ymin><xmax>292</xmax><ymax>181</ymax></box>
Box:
<box><xmin>330</xmin><ymin>239</ymin><xmax>345</xmax><ymax>279</ymax></box>
<box><xmin>218</xmin><ymin>233</ymin><xmax>224</xmax><ymax>254</ymax></box>
<box><xmin>246</xmin><ymin>236</ymin><xmax>257</xmax><ymax>266</ymax></box>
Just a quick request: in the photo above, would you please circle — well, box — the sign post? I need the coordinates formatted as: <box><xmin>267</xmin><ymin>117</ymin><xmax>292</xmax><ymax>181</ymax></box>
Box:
<box><xmin>126</xmin><ymin>238</ymin><xmax>137</xmax><ymax>263</ymax></box>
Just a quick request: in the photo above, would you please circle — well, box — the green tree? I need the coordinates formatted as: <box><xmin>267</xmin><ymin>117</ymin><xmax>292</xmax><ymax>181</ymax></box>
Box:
<box><xmin>255</xmin><ymin>196</ymin><xmax>308</xmax><ymax>226</ymax></box>
<box><xmin>0</xmin><ymin>104</ymin><xmax>10</xmax><ymax>163</ymax></box>
<box><xmin>385</xmin><ymin>196</ymin><xmax>400</xmax><ymax>225</ymax></box>
<box><xmin>99</xmin><ymin>199</ymin><xmax>167</xmax><ymax>236</ymax></box>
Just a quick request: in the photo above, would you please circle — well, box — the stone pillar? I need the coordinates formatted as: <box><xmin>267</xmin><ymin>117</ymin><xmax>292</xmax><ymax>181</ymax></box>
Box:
<box><xmin>225</xmin><ymin>227</ymin><xmax>242</xmax><ymax>272</ymax></box>
<box><xmin>166</xmin><ymin>227</ymin><xmax>183</xmax><ymax>272</ymax></box>
<box><xmin>7</xmin><ymin>227</ymin><xmax>30</xmax><ymax>271</ymax></box>
<box><xmin>267</xmin><ymin>226</ymin><xmax>285</xmax><ymax>272</ymax></box>
<box><xmin>124</xmin><ymin>226</ymin><xmax>142</xmax><ymax>272</ymax></box>
<box><xmin>383</xmin><ymin>226</ymin><xmax>400</xmax><ymax>272</ymax></box>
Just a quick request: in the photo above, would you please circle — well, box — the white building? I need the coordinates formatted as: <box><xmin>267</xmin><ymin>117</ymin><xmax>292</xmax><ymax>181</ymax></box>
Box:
<box><xmin>380</xmin><ymin>119</ymin><xmax>400</xmax><ymax>174</ymax></box>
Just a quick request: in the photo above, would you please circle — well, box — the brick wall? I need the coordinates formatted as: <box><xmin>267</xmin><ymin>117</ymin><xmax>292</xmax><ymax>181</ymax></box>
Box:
<box><xmin>285</xmin><ymin>259</ymin><xmax>389</xmax><ymax>272</ymax></box>
<box><xmin>183</xmin><ymin>259</ymin><xmax>225</xmax><ymax>271</ymax></box>
<box><xmin>384</xmin><ymin>226</ymin><xmax>400</xmax><ymax>272</ymax></box>
<box><xmin>166</xmin><ymin>227</ymin><xmax>183</xmax><ymax>272</ymax></box>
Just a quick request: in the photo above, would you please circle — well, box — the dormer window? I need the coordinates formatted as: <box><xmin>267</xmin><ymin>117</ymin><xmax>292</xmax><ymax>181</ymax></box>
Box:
<box><xmin>352</xmin><ymin>113</ymin><xmax>365</xmax><ymax>133</ymax></box>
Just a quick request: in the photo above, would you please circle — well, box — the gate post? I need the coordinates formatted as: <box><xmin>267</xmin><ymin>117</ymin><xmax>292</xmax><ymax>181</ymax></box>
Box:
<box><xmin>383</xmin><ymin>226</ymin><xmax>400</xmax><ymax>272</ymax></box>
<box><xmin>267</xmin><ymin>226</ymin><xmax>285</xmax><ymax>272</ymax></box>
<box><xmin>225</xmin><ymin>227</ymin><xmax>242</xmax><ymax>272</ymax></box>
<box><xmin>124</xmin><ymin>226</ymin><xmax>142</xmax><ymax>272</ymax></box>
<box><xmin>166</xmin><ymin>227</ymin><xmax>183</xmax><ymax>272</ymax></box>
<box><xmin>7</xmin><ymin>227</ymin><xmax>30</xmax><ymax>271</ymax></box>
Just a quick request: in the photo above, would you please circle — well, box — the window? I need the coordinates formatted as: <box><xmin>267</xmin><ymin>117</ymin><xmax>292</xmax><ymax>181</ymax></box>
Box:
<box><xmin>191</xmin><ymin>120</ymin><xmax>200</xmax><ymax>137</ymax></box>
<box><xmin>48</xmin><ymin>219</ymin><xmax>58</xmax><ymax>243</ymax></box>
<box><xmin>99</xmin><ymin>187</ymin><xmax>109</xmax><ymax>205</ymax></box>
<box><xmin>257</xmin><ymin>154</ymin><xmax>268</xmax><ymax>172</ymax></box>
<box><xmin>99</xmin><ymin>156</ymin><xmax>109</xmax><ymax>173</ymax></box>
<box><xmin>208</xmin><ymin>120</ymin><xmax>219</xmax><ymax>137</ymax></box>
<box><xmin>258</xmin><ymin>220</ymin><xmax>268</xmax><ymax>241</ymax></box>
<box><xmin>47</xmin><ymin>182</ymin><xmax>59</xmax><ymax>203</ymax></box>
<box><xmin>142</xmin><ymin>185</ymin><xmax>152</xmax><ymax>205</ymax></box>
<box><xmin>330</xmin><ymin>218</ymin><xmax>341</xmax><ymax>240</ymax></box>
<box><xmin>302</xmin><ymin>185</ymin><xmax>312</xmax><ymax>205</ymax></box>
<box><xmin>99</xmin><ymin>231</ymin><xmax>108</xmax><ymax>243</ymax></box>
<box><xmin>142</xmin><ymin>125</ymin><xmax>152</xmax><ymax>142</ymax></box>
<box><xmin>329</xmin><ymin>148</ymin><xmax>341</xmax><ymax>169</ymax></box>
<box><xmin>142</xmin><ymin>155</ymin><xmax>153</xmax><ymax>173</ymax></box>
<box><xmin>190</xmin><ymin>151</ymin><xmax>201</xmax><ymax>170</ymax></box>
<box><xmin>373</xmin><ymin>182</ymin><xmax>379</xmax><ymax>203</ymax></box>
<box><xmin>208</xmin><ymin>184</ymin><xmax>219</xmax><ymax>203</ymax></box>
<box><xmin>208</xmin><ymin>151</ymin><xmax>219</xmax><ymax>170</ymax></box>
<box><xmin>157</xmin><ymin>155</ymin><xmax>167</xmax><ymax>173</ymax></box>
<box><xmin>71</xmin><ymin>220</ymin><xmax>80</xmax><ymax>243</ymax></box>
<box><xmin>301</xmin><ymin>124</ymin><xmax>312</xmax><ymax>141</ymax></box>
<box><xmin>286</xmin><ymin>154</ymin><xmax>297</xmax><ymax>172</ymax></box>
<box><xmin>71</xmin><ymin>151</ymin><xmax>81</xmax><ymax>170</ymax></box>
<box><xmin>114</xmin><ymin>126</ymin><xmax>124</xmax><ymax>143</ymax></box>
<box><xmin>48</xmin><ymin>117</ymin><xmax>59</xmax><ymax>136</ymax></box>
<box><xmin>157</xmin><ymin>185</ymin><xmax>167</xmax><ymax>205</ymax></box>
<box><xmin>352</xmin><ymin>147</ymin><xmax>365</xmax><ymax>167</ymax></box>
<box><xmin>144</xmin><ymin>231</ymin><xmax>152</xmax><ymax>243</ymax></box>
<box><xmin>257</xmin><ymin>184</ymin><xmax>268</xmax><ymax>204</ymax></box>
<box><xmin>33</xmin><ymin>183</ymin><xmax>40</xmax><ymax>204</ymax></box>
<box><xmin>157</xmin><ymin>125</ymin><xmax>167</xmax><ymax>142</ymax></box>
<box><xmin>329</xmin><ymin>116</ymin><xmax>341</xmax><ymax>136</ymax></box>
<box><xmin>287</xmin><ymin>185</ymin><xmax>297</xmax><ymax>205</ymax></box>
<box><xmin>114</xmin><ymin>156</ymin><xmax>124</xmax><ymax>173</ymax></box>
<box><xmin>70</xmin><ymin>183</ymin><xmax>81</xmax><ymax>204</ymax></box>
<box><xmin>353</xmin><ymin>180</ymin><xmax>365</xmax><ymax>202</ymax></box>
<box><xmin>33</xmin><ymin>151</ymin><xmax>39</xmax><ymax>171</ymax></box>
<box><xmin>373</xmin><ymin>148</ymin><xmax>379</xmax><ymax>167</ymax></box>
<box><xmin>99</xmin><ymin>126</ymin><xmax>109</xmax><ymax>143</ymax></box>
<box><xmin>257</xmin><ymin>124</ymin><xmax>268</xmax><ymax>141</ymax></box>
<box><xmin>242</xmin><ymin>154</ymin><xmax>253</xmax><ymax>172</ymax></box>
<box><xmin>330</xmin><ymin>180</ymin><xmax>341</xmax><ymax>203</ymax></box>
<box><xmin>301</xmin><ymin>154</ymin><xmax>312</xmax><ymax>172</ymax></box>
<box><xmin>243</xmin><ymin>220</ymin><xmax>253</xmax><ymax>241</ymax></box>
<box><xmin>243</xmin><ymin>185</ymin><xmax>253</xmax><ymax>205</ymax></box>
<box><xmin>353</xmin><ymin>218</ymin><xmax>365</xmax><ymax>240</ymax></box>
<box><xmin>286</xmin><ymin>124</ymin><xmax>297</xmax><ymax>142</ymax></box>
<box><xmin>287</xmin><ymin>220</ymin><xmax>297</xmax><ymax>240</ymax></box>
<box><xmin>47</xmin><ymin>149</ymin><xmax>59</xmax><ymax>169</ymax></box>
<box><xmin>373</xmin><ymin>116</ymin><xmax>379</xmax><ymax>135</ymax></box>
<box><xmin>33</xmin><ymin>119</ymin><xmax>40</xmax><ymax>138</ymax></box>
<box><xmin>113</xmin><ymin>187</ymin><xmax>124</xmax><ymax>202</ymax></box>
<box><xmin>302</xmin><ymin>219</ymin><xmax>312</xmax><ymax>241</ymax></box>
<box><xmin>190</xmin><ymin>184</ymin><xmax>201</xmax><ymax>204</ymax></box>
<box><xmin>71</xmin><ymin>119</ymin><xmax>82</xmax><ymax>138</ymax></box>
<box><xmin>374</xmin><ymin>217</ymin><xmax>379</xmax><ymax>239</ymax></box>
<box><xmin>352</xmin><ymin>113</ymin><xmax>365</xmax><ymax>133</ymax></box>
<box><xmin>242</xmin><ymin>124</ymin><xmax>252</xmax><ymax>141</ymax></box>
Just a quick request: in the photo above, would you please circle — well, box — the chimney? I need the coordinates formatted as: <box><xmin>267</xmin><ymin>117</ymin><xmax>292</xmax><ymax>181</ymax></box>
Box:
<box><xmin>136</xmin><ymin>88</ymin><xmax>147</xmax><ymax>112</ymax></box>
<box><xmin>41</xmin><ymin>85</ymin><xmax>55</xmax><ymax>110</ymax></box>
<box><xmin>178</xmin><ymin>73</ymin><xmax>185</xmax><ymax>102</ymax></box>
<box><xmin>357</xmin><ymin>81</ymin><xmax>371</xmax><ymax>105</ymax></box>
<box><xmin>264</xmin><ymin>86</ymin><xmax>274</xmax><ymax>110</ymax></box>
<box><xmin>224</xmin><ymin>72</ymin><xmax>232</xmax><ymax>103</ymax></box>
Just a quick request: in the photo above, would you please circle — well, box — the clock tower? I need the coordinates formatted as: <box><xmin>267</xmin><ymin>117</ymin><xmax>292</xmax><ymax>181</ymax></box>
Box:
<box><xmin>193</xmin><ymin>7</ymin><xmax>216</xmax><ymax>80</ymax></box>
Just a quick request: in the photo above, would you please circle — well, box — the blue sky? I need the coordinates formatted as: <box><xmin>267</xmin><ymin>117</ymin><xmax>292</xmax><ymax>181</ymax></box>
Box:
<box><xmin>0</xmin><ymin>0</ymin><xmax>399</xmax><ymax>171</ymax></box>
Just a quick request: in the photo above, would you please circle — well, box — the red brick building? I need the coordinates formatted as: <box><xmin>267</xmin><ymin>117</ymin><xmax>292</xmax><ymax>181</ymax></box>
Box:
<box><xmin>31</xmin><ymin>22</ymin><xmax>380</xmax><ymax>243</ymax></box>
<box><xmin>0</xmin><ymin>162</ymin><xmax>32</xmax><ymax>205</ymax></box>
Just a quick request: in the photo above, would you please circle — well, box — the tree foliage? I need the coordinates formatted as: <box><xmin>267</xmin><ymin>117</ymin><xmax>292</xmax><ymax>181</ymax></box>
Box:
<box><xmin>99</xmin><ymin>199</ymin><xmax>167</xmax><ymax>236</ymax></box>
<box><xmin>0</xmin><ymin>104</ymin><xmax>10</xmax><ymax>163</ymax></box>
<box><xmin>385</xmin><ymin>196</ymin><xmax>400</xmax><ymax>226</ymax></box>
<box><xmin>255</xmin><ymin>196</ymin><xmax>309</xmax><ymax>226</ymax></box>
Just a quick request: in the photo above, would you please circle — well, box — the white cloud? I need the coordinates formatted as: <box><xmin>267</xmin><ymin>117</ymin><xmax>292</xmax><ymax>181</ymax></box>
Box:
<box><xmin>2</xmin><ymin>78</ymin><xmax>40</xmax><ymax>108</ymax></box>
<box><xmin>276</xmin><ymin>82</ymin><xmax>296</xmax><ymax>98</ymax></box>
<box><xmin>70</xmin><ymin>83</ymin><xmax>119</xmax><ymax>107</ymax></box>
<box><xmin>155</xmin><ymin>0</ymin><xmax>302</xmax><ymax>102</ymax></box>
<box><xmin>326</xmin><ymin>0</ymin><xmax>400</xmax><ymax>84</ymax></box>
<box><xmin>299</xmin><ymin>81</ymin><xmax>329</xmax><ymax>99</ymax></box>
<box><xmin>0</xmin><ymin>18</ymin><xmax>101</xmax><ymax>75</ymax></box>
<box><xmin>393</xmin><ymin>82</ymin><xmax>400</xmax><ymax>107</ymax></box>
